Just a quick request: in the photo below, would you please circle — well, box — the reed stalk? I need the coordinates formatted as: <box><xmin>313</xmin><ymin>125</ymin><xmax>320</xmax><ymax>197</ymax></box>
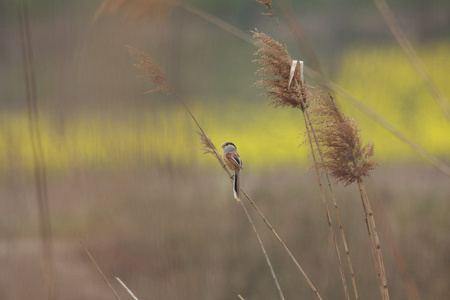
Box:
<box><xmin>19</xmin><ymin>5</ymin><xmax>53</xmax><ymax>299</ymax></box>
<box><xmin>126</xmin><ymin>45</ymin><xmax>326</xmax><ymax>300</ymax></box>
<box><xmin>80</xmin><ymin>240</ymin><xmax>122</xmax><ymax>300</ymax></box>
<box><xmin>252</xmin><ymin>26</ymin><xmax>355</xmax><ymax>300</ymax></box>
<box><xmin>373</xmin><ymin>0</ymin><xmax>450</xmax><ymax>122</ymax></box>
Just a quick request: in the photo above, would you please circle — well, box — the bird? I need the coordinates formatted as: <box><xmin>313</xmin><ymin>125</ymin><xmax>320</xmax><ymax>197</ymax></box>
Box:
<box><xmin>221</xmin><ymin>141</ymin><xmax>243</xmax><ymax>202</ymax></box>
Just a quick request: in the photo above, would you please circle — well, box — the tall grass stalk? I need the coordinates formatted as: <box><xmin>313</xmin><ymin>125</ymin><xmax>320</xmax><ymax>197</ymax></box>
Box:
<box><xmin>235</xmin><ymin>187</ymin><xmax>286</xmax><ymax>300</ymax></box>
<box><xmin>307</xmin><ymin>92</ymin><xmax>389</xmax><ymax>300</ymax></box>
<box><xmin>302</xmin><ymin>110</ymin><xmax>350</xmax><ymax>300</ymax></box>
<box><xmin>372</xmin><ymin>195</ymin><xmax>422</xmax><ymax>300</ymax></box>
<box><xmin>373</xmin><ymin>0</ymin><xmax>450</xmax><ymax>122</ymax></box>
<box><xmin>254</xmin><ymin>3</ymin><xmax>360</xmax><ymax>298</ymax></box>
<box><xmin>303</xmin><ymin>109</ymin><xmax>359</xmax><ymax>300</ymax></box>
<box><xmin>18</xmin><ymin>5</ymin><xmax>53</xmax><ymax>299</ymax></box>
<box><xmin>252</xmin><ymin>27</ymin><xmax>355</xmax><ymax>300</ymax></box>
<box><xmin>80</xmin><ymin>240</ymin><xmax>122</xmax><ymax>300</ymax></box>
<box><xmin>252</xmin><ymin>3</ymin><xmax>391</xmax><ymax>297</ymax></box>
<box><xmin>357</xmin><ymin>181</ymin><xmax>389</xmax><ymax>300</ymax></box>
<box><xmin>116</xmin><ymin>277</ymin><xmax>139</xmax><ymax>300</ymax></box>
<box><xmin>127</xmin><ymin>45</ymin><xmax>323</xmax><ymax>300</ymax></box>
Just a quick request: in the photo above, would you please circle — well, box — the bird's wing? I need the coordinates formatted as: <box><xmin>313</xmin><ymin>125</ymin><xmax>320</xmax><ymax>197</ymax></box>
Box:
<box><xmin>227</xmin><ymin>152</ymin><xmax>243</xmax><ymax>169</ymax></box>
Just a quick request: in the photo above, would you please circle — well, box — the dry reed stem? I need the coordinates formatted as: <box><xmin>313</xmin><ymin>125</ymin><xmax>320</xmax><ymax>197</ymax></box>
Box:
<box><xmin>374</xmin><ymin>0</ymin><xmax>450</xmax><ymax>122</ymax></box>
<box><xmin>305</xmin><ymin>88</ymin><xmax>389</xmax><ymax>299</ymax></box>
<box><xmin>302</xmin><ymin>109</ymin><xmax>350</xmax><ymax>300</ymax></box>
<box><xmin>198</xmin><ymin>131</ymin><xmax>317</xmax><ymax>300</ymax></box>
<box><xmin>239</xmin><ymin>190</ymin><xmax>323</xmax><ymax>300</ymax></box>
<box><xmin>180</xmin><ymin>3</ymin><xmax>255</xmax><ymax>45</ymax></box>
<box><xmin>193</xmin><ymin>63</ymin><xmax>323</xmax><ymax>300</ymax></box>
<box><xmin>253</xmin><ymin>27</ymin><xmax>357</xmax><ymax>299</ymax></box>
<box><xmin>358</xmin><ymin>182</ymin><xmax>385</xmax><ymax>297</ymax></box>
<box><xmin>93</xmin><ymin>0</ymin><xmax>176</xmax><ymax>23</ymax></box>
<box><xmin>19</xmin><ymin>6</ymin><xmax>54</xmax><ymax>299</ymax></box>
<box><xmin>116</xmin><ymin>277</ymin><xmax>139</xmax><ymax>300</ymax></box>
<box><xmin>128</xmin><ymin>46</ymin><xmax>293</xmax><ymax>300</ymax></box>
<box><xmin>125</xmin><ymin>45</ymin><xmax>175</xmax><ymax>94</ymax></box>
<box><xmin>256</xmin><ymin>0</ymin><xmax>288</xmax><ymax>52</ymax></box>
<box><xmin>358</xmin><ymin>181</ymin><xmax>389</xmax><ymax>300</ymax></box>
<box><xmin>277</xmin><ymin>0</ymin><xmax>325</xmax><ymax>79</ymax></box>
<box><xmin>253</xmin><ymin>30</ymin><xmax>353</xmax><ymax>299</ymax></box>
<box><xmin>80</xmin><ymin>240</ymin><xmax>122</xmax><ymax>300</ymax></box>
<box><xmin>301</xmin><ymin>79</ymin><xmax>356</xmax><ymax>300</ymax></box>
<box><xmin>300</xmin><ymin>94</ymin><xmax>361</xmax><ymax>298</ymax></box>
<box><xmin>239</xmin><ymin>196</ymin><xmax>286</xmax><ymax>300</ymax></box>
<box><xmin>304</xmin><ymin>108</ymin><xmax>360</xmax><ymax>300</ymax></box>
<box><xmin>371</xmin><ymin>195</ymin><xmax>422</xmax><ymax>300</ymax></box>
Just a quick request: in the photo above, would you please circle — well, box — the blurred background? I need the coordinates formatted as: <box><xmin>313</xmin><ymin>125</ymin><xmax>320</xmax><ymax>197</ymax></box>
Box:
<box><xmin>0</xmin><ymin>0</ymin><xmax>449</xmax><ymax>299</ymax></box>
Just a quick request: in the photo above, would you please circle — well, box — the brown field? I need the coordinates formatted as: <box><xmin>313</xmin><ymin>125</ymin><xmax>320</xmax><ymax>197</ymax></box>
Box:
<box><xmin>1</xmin><ymin>165</ymin><xmax>448</xmax><ymax>299</ymax></box>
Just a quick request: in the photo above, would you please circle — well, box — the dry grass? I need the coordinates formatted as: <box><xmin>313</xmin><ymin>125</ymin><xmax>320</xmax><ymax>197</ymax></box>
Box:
<box><xmin>126</xmin><ymin>44</ymin><xmax>296</xmax><ymax>300</ymax></box>
<box><xmin>93</xmin><ymin>0</ymin><xmax>176</xmax><ymax>23</ymax></box>
<box><xmin>252</xmin><ymin>28</ymin><xmax>359</xmax><ymax>300</ymax></box>
<box><xmin>251</xmin><ymin>6</ymin><xmax>390</xmax><ymax>297</ymax></box>
<box><xmin>1</xmin><ymin>167</ymin><xmax>449</xmax><ymax>299</ymax></box>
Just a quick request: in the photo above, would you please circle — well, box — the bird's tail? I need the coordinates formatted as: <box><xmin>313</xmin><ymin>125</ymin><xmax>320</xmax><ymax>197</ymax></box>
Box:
<box><xmin>233</xmin><ymin>171</ymin><xmax>240</xmax><ymax>202</ymax></box>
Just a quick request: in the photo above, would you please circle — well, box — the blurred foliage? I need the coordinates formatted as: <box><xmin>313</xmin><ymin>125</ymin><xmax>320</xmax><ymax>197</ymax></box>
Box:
<box><xmin>0</xmin><ymin>103</ymin><xmax>309</xmax><ymax>173</ymax></box>
<box><xmin>2</xmin><ymin>37</ymin><xmax>449</xmax><ymax>173</ymax></box>
<box><xmin>2</xmin><ymin>36</ymin><xmax>450</xmax><ymax>174</ymax></box>
<box><xmin>335</xmin><ymin>40</ymin><xmax>450</xmax><ymax>162</ymax></box>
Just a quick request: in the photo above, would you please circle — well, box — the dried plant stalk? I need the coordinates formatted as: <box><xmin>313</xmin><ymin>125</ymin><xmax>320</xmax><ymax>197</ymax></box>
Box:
<box><xmin>307</xmin><ymin>90</ymin><xmax>389</xmax><ymax>300</ymax></box>
<box><xmin>80</xmin><ymin>240</ymin><xmax>122</xmax><ymax>300</ymax></box>
<box><xmin>19</xmin><ymin>6</ymin><xmax>54</xmax><ymax>299</ymax></box>
<box><xmin>256</xmin><ymin>0</ymin><xmax>288</xmax><ymax>50</ymax></box>
<box><xmin>127</xmin><ymin>46</ymin><xmax>294</xmax><ymax>300</ymax></box>
<box><xmin>93</xmin><ymin>0</ymin><xmax>176</xmax><ymax>23</ymax></box>
<box><xmin>358</xmin><ymin>181</ymin><xmax>389</xmax><ymax>300</ymax></box>
<box><xmin>256</xmin><ymin>0</ymin><xmax>275</xmax><ymax>17</ymax></box>
<box><xmin>300</xmin><ymin>88</ymin><xmax>361</xmax><ymax>300</ymax></box>
<box><xmin>374</xmin><ymin>0</ymin><xmax>450</xmax><ymax>122</ymax></box>
<box><xmin>253</xmin><ymin>32</ymin><xmax>352</xmax><ymax>300</ymax></box>
<box><xmin>126</xmin><ymin>45</ymin><xmax>175</xmax><ymax>94</ymax></box>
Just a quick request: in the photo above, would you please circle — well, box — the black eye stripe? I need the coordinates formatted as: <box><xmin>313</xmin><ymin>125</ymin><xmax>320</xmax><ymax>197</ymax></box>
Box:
<box><xmin>222</xmin><ymin>142</ymin><xmax>236</xmax><ymax>148</ymax></box>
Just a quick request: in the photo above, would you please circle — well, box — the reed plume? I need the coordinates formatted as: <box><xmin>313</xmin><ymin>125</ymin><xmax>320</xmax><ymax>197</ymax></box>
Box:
<box><xmin>125</xmin><ymin>45</ymin><xmax>175</xmax><ymax>95</ymax></box>
<box><xmin>253</xmin><ymin>30</ymin><xmax>354</xmax><ymax>300</ymax></box>
<box><xmin>308</xmin><ymin>92</ymin><xmax>378</xmax><ymax>186</ymax></box>
<box><xmin>253</xmin><ymin>31</ymin><xmax>308</xmax><ymax>111</ymax></box>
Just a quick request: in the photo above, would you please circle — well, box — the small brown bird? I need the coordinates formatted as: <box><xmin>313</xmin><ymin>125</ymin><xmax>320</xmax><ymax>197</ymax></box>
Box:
<box><xmin>221</xmin><ymin>142</ymin><xmax>243</xmax><ymax>202</ymax></box>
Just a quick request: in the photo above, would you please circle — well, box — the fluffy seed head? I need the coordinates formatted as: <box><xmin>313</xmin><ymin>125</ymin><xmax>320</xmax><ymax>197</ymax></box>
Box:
<box><xmin>253</xmin><ymin>31</ymin><xmax>307</xmax><ymax>110</ymax></box>
<box><xmin>308</xmin><ymin>90</ymin><xmax>378</xmax><ymax>185</ymax></box>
